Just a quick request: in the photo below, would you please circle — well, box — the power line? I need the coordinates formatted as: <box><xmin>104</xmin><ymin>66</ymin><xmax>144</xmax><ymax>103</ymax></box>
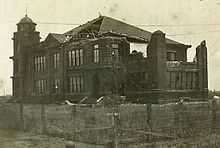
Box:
<box><xmin>137</xmin><ymin>23</ymin><xmax>220</xmax><ymax>27</ymax></box>
<box><xmin>167</xmin><ymin>29</ymin><xmax>220</xmax><ymax>36</ymax></box>
<box><xmin>36</xmin><ymin>21</ymin><xmax>220</xmax><ymax>27</ymax></box>
<box><xmin>36</xmin><ymin>22</ymin><xmax>220</xmax><ymax>37</ymax></box>
<box><xmin>37</xmin><ymin>22</ymin><xmax>80</xmax><ymax>26</ymax></box>
<box><xmin>6</xmin><ymin>19</ymin><xmax>220</xmax><ymax>37</ymax></box>
<box><xmin>6</xmin><ymin>19</ymin><xmax>220</xmax><ymax>27</ymax></box>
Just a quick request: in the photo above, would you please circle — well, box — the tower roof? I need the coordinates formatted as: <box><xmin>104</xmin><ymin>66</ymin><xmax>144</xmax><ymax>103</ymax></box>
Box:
<box><xmin>18</xmin><ymin>14</ymin><xmax>36</xmax><ymax>25</ymax></box>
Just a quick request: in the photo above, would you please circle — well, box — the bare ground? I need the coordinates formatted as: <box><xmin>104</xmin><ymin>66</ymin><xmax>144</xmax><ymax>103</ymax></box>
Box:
<box><xmin>0</xmin><ymin>129</ymin><xmax>65</xmax><ymax>148</ymax></box>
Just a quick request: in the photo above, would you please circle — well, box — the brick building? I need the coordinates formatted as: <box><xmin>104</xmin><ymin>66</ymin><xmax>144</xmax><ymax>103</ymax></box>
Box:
<box><xmin>10</xmin><ymin>15</ymin><xmax>208</xmax><ymax>103</ymax></box>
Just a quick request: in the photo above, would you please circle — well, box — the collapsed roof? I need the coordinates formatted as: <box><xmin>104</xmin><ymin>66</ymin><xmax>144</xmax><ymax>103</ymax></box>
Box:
<box><xmin>44</xmin><ymin>16</ymin><xmax>190</xmax><ymax>47</ymax></box>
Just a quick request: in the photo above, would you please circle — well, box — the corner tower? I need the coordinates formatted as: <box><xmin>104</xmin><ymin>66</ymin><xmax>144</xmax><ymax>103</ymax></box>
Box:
<box><xmin>11</xmin><ymin>14</ymin><xmax>40</xmax><ymax>98</ymax></box>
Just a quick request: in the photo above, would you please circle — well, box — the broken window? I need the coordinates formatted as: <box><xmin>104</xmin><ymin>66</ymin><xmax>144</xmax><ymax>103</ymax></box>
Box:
<box><xmin>129</xmin><ymin>42</ymin><xmax>148</xmax><ymax>57</ymax></box>
<box><xmin>112</xmin><ymin>44</ymin><xmax>119</xmax><ymax>49</ymax></box>
<box><xmin>94</xmin><ymin>49</ymin><xmax>99</xmax><ymax>63</ymax></box>
<box><xmin>94</xmin><ymin>44</ymin><xmax>99</xmax><ymax>49</ymax></box>
<box><xmin>94</xmin><ymin>44</ymin><xmax>99</xmax><ymax>63</ymax></box>
<box><xmin>167</xmin><ymin>52</ymin><xmax>176</xmax><ymax>61</ymax></box>
<box><xmin>112</xmin><ymin>43</ymin><xmax>119</xmax><ymax>61</ymax></box>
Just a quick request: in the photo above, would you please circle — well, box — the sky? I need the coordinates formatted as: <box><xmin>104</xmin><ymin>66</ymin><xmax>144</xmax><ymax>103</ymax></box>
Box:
<box><xmin>0</xmin><ymin>0</ymin><xmax>220</xmax><ymax>95</ymax></box>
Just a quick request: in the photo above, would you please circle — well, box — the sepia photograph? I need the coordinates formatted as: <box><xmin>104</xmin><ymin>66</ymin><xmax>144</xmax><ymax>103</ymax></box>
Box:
<box><xmin>0</xmin><ymin>0</ymin><xmax>220</xmax><ymax>147</ymax></box>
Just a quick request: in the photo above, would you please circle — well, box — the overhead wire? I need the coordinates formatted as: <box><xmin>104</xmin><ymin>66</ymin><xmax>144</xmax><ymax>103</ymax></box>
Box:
<box><xmin>35</xmin><ymin>22</ymin><xmax>220</xmax><ymax>36</ymax></box>
<box><xmin>3</xmin><ymin>19</ymin><xmax>218</xmax><ymax>41</ymax></box>
<box><xmin>166</xmin><ymin>29</ymin><xmax>220</xmax><ymax>37</ymax></box>
<box><xmin>34</xmin><ymin>21</ymin><xmax>220</xmax><ymax>27</ymax></box>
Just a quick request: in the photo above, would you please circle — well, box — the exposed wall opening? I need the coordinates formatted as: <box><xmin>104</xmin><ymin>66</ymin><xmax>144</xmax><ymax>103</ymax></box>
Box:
<box><xmin>129</xmin><ymin>42</ymin><xmax>148</xmax><ymax>57</ymax></box>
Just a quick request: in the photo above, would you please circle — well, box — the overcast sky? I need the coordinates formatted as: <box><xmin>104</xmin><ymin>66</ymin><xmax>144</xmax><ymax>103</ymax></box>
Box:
<box><xmin>0</xmin><ymin>0</ymin><xmax>220</xmax><ymax>95</ymax></box>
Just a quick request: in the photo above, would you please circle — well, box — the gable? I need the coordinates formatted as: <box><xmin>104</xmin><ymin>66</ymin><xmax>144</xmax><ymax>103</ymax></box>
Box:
<box><xmin>42</xmin><ymin>33</ymin><xmax>67</xmax><ymax>48</ymax></box>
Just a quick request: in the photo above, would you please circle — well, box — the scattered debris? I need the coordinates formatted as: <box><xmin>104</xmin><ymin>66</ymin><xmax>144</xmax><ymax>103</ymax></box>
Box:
<box><xmin>64</xmin><ymin>100</ymin><xmax>75</xmax><ymax>106</ymax></box>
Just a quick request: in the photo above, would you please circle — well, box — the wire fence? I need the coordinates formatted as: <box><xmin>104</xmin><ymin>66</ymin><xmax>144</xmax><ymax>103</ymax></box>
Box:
<box><xmin>0</xmin><ymin>101</ymin><xmax>219</xmax><ymax>146</ymax></box>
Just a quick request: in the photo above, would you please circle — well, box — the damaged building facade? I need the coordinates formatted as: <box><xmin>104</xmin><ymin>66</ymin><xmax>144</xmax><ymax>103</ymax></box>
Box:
<box><xmin>10</xmin><ymin>15</ymin><xmax>208</xmax><ymax>103</ymax></box>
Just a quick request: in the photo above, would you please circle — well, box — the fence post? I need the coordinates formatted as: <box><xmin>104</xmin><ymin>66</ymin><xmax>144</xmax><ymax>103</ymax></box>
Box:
<box><xmin>146</xmin><ymin>103</ymin><xmax>152</xmax><ymax>142</ymax></box>
<box><xmin>41</xmin><ymin>104</ymin><xmax>47</xmax><ymax>134</ymax></box>
<box><xmin>211</xmin><ymin>99</ymin><xmax>217</xmax><ymax>131</ymax></box>
<box><xmin>19</xmin><ymin>103</ymin><xmax>24</xmax><ymax>131</ymax></box>
<box><xmin>71</xmin><ymin>105</ymin><xmax>76</xmax><ymax>141</ymax></box>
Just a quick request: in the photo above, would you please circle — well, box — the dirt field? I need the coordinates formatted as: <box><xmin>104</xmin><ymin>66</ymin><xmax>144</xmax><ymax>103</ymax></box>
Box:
<box><xmin>0</xmin><ymin>129</ymin><xmax>65</xmax><ymax>148</ymax></box>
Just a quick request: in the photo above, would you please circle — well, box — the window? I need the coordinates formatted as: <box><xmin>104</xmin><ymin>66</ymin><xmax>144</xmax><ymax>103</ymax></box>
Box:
<box><xmin>94</xmin><ymin>50</ymin><xmax>99</xmax><ymax>63</ymax></box>
<box><xmin>34</xmin><ymin>56</ymin><xmax>46</xmax><ymax>72</ymax></box>
<box><xmin>94</xmin><ymin>44</ymin><xmax>99</xmax><ymax>63</ymax></box>
<box><xmin>34</xmin><ymin>57</ymin><xmax>38</xmax><ymax>71</ymax></box>
<box><xmin>76</xmin><ymin>50</ymin><xmax>80</xmax><ymax>66</ymax></box>
<box><xmin>69</xmin><ymin>50</ymin><xmax>75</xmax><ymax>67</ymax></box>
<box><xmin>68</xmin><ymin>49</ymin><xmax>83</xmax><ymax>67</ymax></box>
<box><xmin>94</xmin><ymin>44</ymin><xmax>99</xmax><ymax>49</ymax></box>
<box><xmin>112</xmin><ymin>44</ymin><xmax>119</xmax><ymax>61</ymax></box>
<box><xmin>167</xmin><ymin>52</ymin><xmax>176</xmax><ymax>61</ymax></box>
<box><xmin>80</xmin><ymin>49</ymin><xmax>83</xmax><ymax>65</ymax></box>
<box><xmin>69</xmin><ymin>75</ymin><xmax>84</xmax><ymax>93</ymax></box>
<box><xmin>130</xmin><ymin>43</ymin><xmax>148</xmax><ymax>57</ymax></box>
<box><xmin>52</xmin><ymin>79</ymin><xmax>61</xmax><ymax>93</ymax></box>
<box><xmin>80</xmin><ymin>76</ymin><xmax>84</xmax><ymax>91</ymax></box>
<box><xmin>53</xmin><ymin>53</ymin><xmax>60</xmax><ymax>69</ymax></box>
<box><xmin>112</xmin><ymin>44</ymin><xmax>119</xmax><ymax>49</ymax></box>
<box><xmin>35</xmin><ymin>79</ymin><xmax>47</xmax><ymax>95</ymax></box>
